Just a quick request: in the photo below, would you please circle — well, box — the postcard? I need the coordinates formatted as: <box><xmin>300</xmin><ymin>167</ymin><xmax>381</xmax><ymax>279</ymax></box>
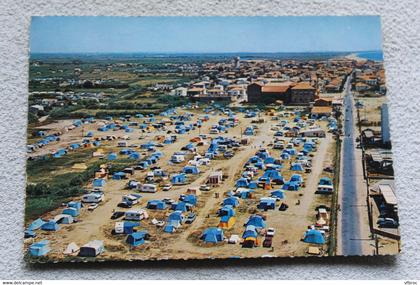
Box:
<box><xmin>25</xmin><ymin>16</ymin><xmax>399</xmax><ymax>262</ymax></box>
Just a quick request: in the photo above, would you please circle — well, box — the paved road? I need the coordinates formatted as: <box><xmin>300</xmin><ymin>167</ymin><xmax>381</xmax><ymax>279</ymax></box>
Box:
<box><xmin>340</xmin><ymin>76</ymin><xmax>363</xmax><ymax>255</ymax></box>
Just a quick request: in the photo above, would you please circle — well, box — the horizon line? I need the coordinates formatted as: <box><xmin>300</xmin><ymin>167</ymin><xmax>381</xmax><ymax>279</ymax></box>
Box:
<box><xmin>30</xmin><ymin>50</ymin><xmax>382</xmax><ymax>55</ymax></box>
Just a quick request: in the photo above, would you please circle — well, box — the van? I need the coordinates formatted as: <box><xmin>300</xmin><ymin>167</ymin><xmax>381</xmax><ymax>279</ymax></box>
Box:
<box><xmin>140</xmin><ymin>184</ymin><xmax>157</xmax><ymax>193</ymax></box>
<box><xmin>82</xmin><ymin>193</ymin><xmax>103</xmax><ymax>203</ymax></box>
<box><xmin>117</xmin><ymin>141</ymin><xmax>128</xmax><ymax>147</ymax></box>
<box><xmin>125</xmin><ymin>209</ymin><xmax>149</xmax><ymax>221</ymax></box>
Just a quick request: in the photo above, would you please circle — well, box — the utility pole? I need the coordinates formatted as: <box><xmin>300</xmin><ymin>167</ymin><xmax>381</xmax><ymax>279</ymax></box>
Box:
<box><xmin>370</xmin><ymin>234</ymin><xmax>383</xmax><ymax>255</ymax></box>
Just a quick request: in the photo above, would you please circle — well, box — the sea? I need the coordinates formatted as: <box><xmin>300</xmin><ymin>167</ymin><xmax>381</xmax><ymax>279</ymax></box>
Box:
<box><xmin>355</xmin><ymin>51</ymin><xmax>383</xmax><ymax>61</ymax></box>
<box><xmin>31</xmin><ymin>51</ymin><xmax>384</xmax><ymax>62</ymax></box>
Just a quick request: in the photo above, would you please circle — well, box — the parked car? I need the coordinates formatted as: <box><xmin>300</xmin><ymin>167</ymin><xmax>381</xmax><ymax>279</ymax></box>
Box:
<box><xmin>117</xmin><ymin>201</ymin><xmax>132</xmax><ymax>208</ymax></box>
<box><xmin>162</xmin><ymin>198</ymin><xmax>176</xmax><ymax>205</ymax></box>
<box><xmin>185</xmin><ymin>212</ymin><xmax>196</xmax><ymax>224</ymax></box>
<box><xmin>377</xmin><ymin>217</ymin><xmax>399</xmax><ymax>228</ymax></box>
<box><xmin>199</xmin><ymin>184</ymin><xmax>211</xmax><ymax>191</ymax></box>
<box><xmin>266</xmin><ymin>227</ymin><xmax>275</xmax><ymax>237</ymax></box>
<box><xmin>88</xmin><ymin>203</ymin><xmax>99</xmax><ymax>211</ymax></box>
<box><xmin>224</xmin><ymin>151</ymin><xmax>234</xmax><ymax>158</ymax></box>
<box><xmin>111</xmin><ymin>211</ymin><xmax>125</xmax><ymax>220</ymax></box>
<box><xmin>162</xmin><ymin>184</ymin><xmax>172</xmax><ymax>191</ymax></box>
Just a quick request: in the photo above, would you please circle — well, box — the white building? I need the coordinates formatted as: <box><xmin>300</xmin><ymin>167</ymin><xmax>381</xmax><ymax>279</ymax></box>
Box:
<box><xmin>172</xmin><ymin>87</ymin><xmax>188</xmax><ymax>97</ymax></box>
<box><xmin>381</xmin><ymin>103</ymin><xmax>391</xmax><ymax>144</ymax></box>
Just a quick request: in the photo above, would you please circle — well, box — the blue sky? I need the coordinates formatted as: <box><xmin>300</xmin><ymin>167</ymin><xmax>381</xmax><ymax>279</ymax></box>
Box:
<box><xmin>30</xmin><ymin>16</ymin><xmax>383</xmax><ymax>53</ymax></box>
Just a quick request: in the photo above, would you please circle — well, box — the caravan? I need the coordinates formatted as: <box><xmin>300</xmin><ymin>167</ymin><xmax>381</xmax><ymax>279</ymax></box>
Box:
<box><xmin>125</xmin><ymin>209</ymin><xmax>149</xmax><ymax>221</ymax></box>
<box><xmin>316</xmin><ymin>185</ymin><xmax>334</xmax><ymax>194</ymax></box>
<box><xmin>82</xmin><ymin>193</ymin><xmax>103</xmax><ymax>203</ymax></box>
<box><xmin>171</xmin><ymin>154</ymin><xmax>185</xmax><ymax>163</ymax></box>
<box><xmin>140</xmin><ymin>184</ymin><xmax>157</xmax><ymax>193</ymax></box>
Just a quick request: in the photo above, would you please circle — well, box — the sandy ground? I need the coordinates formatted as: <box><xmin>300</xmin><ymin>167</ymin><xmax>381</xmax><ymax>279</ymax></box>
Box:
<box><xmin>25</xmin><ymin>107</ymin><xmax>337</xmax><ymax>261</ymax></box>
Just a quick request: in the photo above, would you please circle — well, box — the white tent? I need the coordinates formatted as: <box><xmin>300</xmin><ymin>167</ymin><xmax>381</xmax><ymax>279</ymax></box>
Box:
<box><xmin>63</xmin><ymin>242</ymin><xmax>80</xmax><ymax>255</ymax></box>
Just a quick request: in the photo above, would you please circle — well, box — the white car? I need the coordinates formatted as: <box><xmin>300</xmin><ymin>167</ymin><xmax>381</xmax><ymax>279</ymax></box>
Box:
<box><xmin>199</xmin><ymin>185</ymin><xmax>211</xmax><ymax>191</ymax></box>
<box><xmin>266</xmin><ymin>227</ymin><xmax>275</xmax><ymax>237</ymax></box>
<box><xmin>88</xmin><ymin>203</ymin><xmax>99</xmax><ymax>211</ymax></box>
<box><xmin>162</xmin><ymin>184</ymin><xmax>173</xmax><ymax>191</ymax></box>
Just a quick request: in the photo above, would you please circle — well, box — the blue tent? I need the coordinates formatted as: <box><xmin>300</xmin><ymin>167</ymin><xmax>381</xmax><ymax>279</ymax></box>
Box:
<box><xmin>183</xmin><ymin>165</ymin><xmax>200</xmax><ymax>174</ymax></box>
<box><xmin>29</xmin><ymin>240</ymin><xmax>50</xmax><ymax>256</ymax></box>
<box><xmin>164</xmin><ymin>224</ymin><xmax>176</xmax><ymax>233</ymax></box>
<box><xmin>68</xmin><ymin>201</ymin><xmax>82</xmax><ymax>210</ymax></box>
<box><xmin>108</xmin><ymin>153</ymin><xmax>117</xmax><ymax>160</ymax></box>
<box><xmin>70</xmin><ymin>143</ymin><xmax>81</xmax><ymax>150</ymax></box>
<box><xmin>291</xmin><ymin>163</ymin><xmax>304</xmax><ymax>171</ymax></box>
<box><xmin>238</xmin><ymin>189</ymin><xmax>254</xmax><ymax>199</ymax></box>
<box><xmin>168</xmin><ymin>211</ymin><xmax>184</xmax><ymax>222</ymax></box>
<box><xmin>290</xmin><ymin>174</ymin><xmax>304</xmax><ymax>185</ymax></box>
<box><xmin>86</xmin><ymin>131</ymin><xmax>94</xmax><ymax>137</ymax></box>
<box><xmin>93</xmin><ymin>178</ymin><xmax>106</xmax><ymax>188</ymax></box>
<box><xmin>152</xmin><ymin>151</ymin><xmax>163</xmax><ymax>158</ymax></box>
<box><xmin>303</xmin><ymin>229</ymin><xmax>326</xmax><ymax>244</ymax></box>
<box><xmin>41</xmin><ymin>220</ymin><xmax>60</xmax><ymax>231</ymax></box>
<box><xmin>112</xmin><ymin>172</ymin><xmax>127</xmax><ymax>180</ymax></box>
<box><xmin>129</xmin><ymin>152</ymin><xmax>141</xmax><ymax>160</ymax></box>
<box><xmin>264</xmin><ymin>157</ymin><xmax>276</xmax><ymax>164</ymax></box>
<box><xmin>248</xmin><ymin>156</ymin><xmax>262</xmax><ymax>163</ymax></box>
<box><xmin>235</xmin><ymin>177</ymin><xmax>249</xmax><ymax>188</ymax></box>
<box><xmin>55</xmin><ymin>214</ymin><xmax>74</xmax><ymax>224</ymax></box>
<box><xmin>93</xmin><ymin>141</ymin><xmax>101</xmax><ymax>147</ymax></box>
<box><xmin>171</xmin><ymin>173</ymin><xmax>186</xmax><ymax>185</ymax></box>
<box><xmin>173</xmin><ymin>201</ymin><xmax>191</xmax><ymax>212</ymax></box>
<box><xmin>271</xmin><ymin>190</ymin><xmax>286</xmax><ymax>199</ymax></box>
<box><xmin>62</xmin><ymin>207</ymin><xmax>79</xmax><ymax>217</ymax></box>
<box><xmin>258</xmin><ymin>198</ymin><xmax>276</xmax><ymax>210</ymax></box>
<box><xmin>125</xmin><ymin>128</ymin><xmax>134</xmax><ymax>133</ymax></box>
<box><xmin>218</xmin><ymin>205</ymin><xmax>235</xmax><ymax>217</ymax></box>
<box><xmin>263</xmin><ymin>170</ymin><xmax>284</xmax><ymax>184</ymax></box>
<box><xmin>119</xmin><ymin>149</ymin><xmax>132</xmax><ymax>155</ymax></box>
<box><xmin>182</xmin><ymin>194</ymin><xmax>197</xmax><ymax>206</ymax></box>
<box><xmin>147</xmin><ymin>200</ymin><xmax>168</xmax><ymax>210</ymax></box>
<box><xmin>248</xmin><ymin>181</ymin><xmax>258</xmax><ymax>189</ymax></box>
<box><xmin>245</xmin><ymin>215</ymin><xmax>266</xmax><ymax>229</ymax></box>
<box><xmin>255</xmin><ymin>162</ymin><xmax>265</xmax><ymax>170</ymax></box>
<box><xmin>201</xmin><ymin>227</ymin><xmax>224</xmax><ymax>243</ymax></box>
<box><xmin>27</xmin><ymin>218</ymin><xmax>46</xmax><ymax>231</ymax></box>
<box><xmin>126</xmin><ymin>231</ymin><xmax>148</xmax><ymax>246</ymax></box>
<box><xmin>223</xmin><ymin>197</ymin><xmax>239</xmax><ymax>207</ymax></box>
<box><xmin>281</xmin><ymin>153</ymin><xmax>291</xmax><ymax>160</ymax></box>
<box><xmin>138</xmin><ymin>161</ymin><xmax>149</xmax><ymax>169</ymax></box>
<box><xmin>319</xmin><ymin>177</ymin><xmax>333</xmax><ymax>186</ymax></box>
<box><xmin>242</xmin><ymin>225</ymin><xmax>258</xmax><ymax>239</ymax></box>
<box><xmin>282</xmin><ymin>181</ymin><xmax>300</xmax><ymax>191</ymax></box>
<box><xmin>121</xmin><ymin>221</ymin><xmax>140</xmax><ymax>234</ymax></box>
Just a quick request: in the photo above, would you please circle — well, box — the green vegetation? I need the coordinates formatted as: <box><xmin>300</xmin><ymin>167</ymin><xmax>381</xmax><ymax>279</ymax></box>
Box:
<box><xmin>25</xmin><ymin>147</ymin><xmax>139</xmax><ymax>221</ymax></box>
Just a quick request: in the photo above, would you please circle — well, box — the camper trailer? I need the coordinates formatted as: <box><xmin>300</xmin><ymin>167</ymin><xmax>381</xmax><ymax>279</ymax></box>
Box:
<box><xmin>82</xmin><ymin>193</ymin><xmax>103</xmax><ymax>203</ymax></box>
<box><xmin>125</xmin><ymin>209</ymin><xmax>149</xmax><ymax>221</ymax></box>
<box><xmin>140</xmin><ymin>184</ymin><xmax>157</xmax><ymax>193</ymax></box>
<box><xmin>171</xmin><ymin>154</ymin><xmax>185</xmax><ymax>163</ymax></box>
<box><xmin>122</xmin><ymin>194</ymin><xmax>141</xmax><ymax>205</ymax></box>
<box><xmin>316</xmin><ymin>185</ymin><xmax>334</xmax><ymax>194</ymax></box>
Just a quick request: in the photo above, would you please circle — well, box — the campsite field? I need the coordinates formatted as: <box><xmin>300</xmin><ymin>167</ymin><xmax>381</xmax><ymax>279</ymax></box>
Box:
<box><xmin>25</xmin><ymin>106</ymin><xmax>339</xmax><ymax>261</ymax></box>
